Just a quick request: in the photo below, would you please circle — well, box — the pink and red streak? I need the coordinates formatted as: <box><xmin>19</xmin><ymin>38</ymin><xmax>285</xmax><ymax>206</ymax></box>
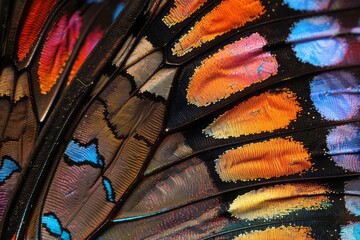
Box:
<box><xmin>38</xmin><ymin>12</ymin><xmax>82</xmax><ymax>94</ymax></box>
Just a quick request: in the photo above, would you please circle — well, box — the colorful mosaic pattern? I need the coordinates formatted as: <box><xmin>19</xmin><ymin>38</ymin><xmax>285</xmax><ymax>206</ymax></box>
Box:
<box><xmin>0</xmin><ymin>0</ymin><xmax>359</xmax><ymax>239</ymax></box>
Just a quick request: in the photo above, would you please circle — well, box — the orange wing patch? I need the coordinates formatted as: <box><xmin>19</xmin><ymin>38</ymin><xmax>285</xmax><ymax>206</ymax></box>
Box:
<box><xmin>234</xmin><ymin>226</ymin><xmax>313</xmax><ymax>240</ymax></box>
<box><xmin>172</xmin><ymin>0</ymin><xmax>265</xmax><ymax>56</ymax></box>
<box><xmin>216</xmin><ymin>137</ymin><xmax>312</xmax><ymax>182</ymax></box>
<box><xmin>17</xmin><ymin>0</ymin><xmax>59</xmax><ymax>62</ymax></box>
<box><xmin>187</xmin><ymin>33</ymin><xmax>278</xmax><ymax>106</ymax></box>
<box><xmin>204</xmin><ymin>89</ymin><xmax>302</xmax><ymax>138</ymax></box>
<box><xmin>162</xmin><ymin>0</ymin><xmax>208</xmax><ymax>27</ymax></box>
<box><xmin>229</xmin><ymin>183</ymin><xmax>330</xmax><ymax>221</ymax></box>
<box><xmin>38</xmin><ymin>12</ymin><xmax>82</xmax><ymax>94</ymax></box>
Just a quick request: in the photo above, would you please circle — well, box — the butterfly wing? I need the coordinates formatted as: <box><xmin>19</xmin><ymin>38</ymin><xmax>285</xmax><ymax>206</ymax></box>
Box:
<box><xmin>101</xmin><ymin>2</ymin><xmax>360</xmax><ymax>238</ymax></box>
<box><xmin>2</xmin><ymin>0</ymin><xmax>360</xmax><ymax>239</ymax></box>
<box><xmin>0</xmin><ymin>0</ymin><xmax>126</xmax><ymax>231</ymax></box>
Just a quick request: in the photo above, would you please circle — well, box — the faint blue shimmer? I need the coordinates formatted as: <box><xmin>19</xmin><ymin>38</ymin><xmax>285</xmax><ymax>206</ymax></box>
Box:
<box><xmin>326</xmin><ymin>124</ymin><xmax>360</xmax><ymax>172</ymax></box>
<box><xmin>113</xmin><ymin>3</ymin><xmax>126</xmax><ymax>21</ymax></box>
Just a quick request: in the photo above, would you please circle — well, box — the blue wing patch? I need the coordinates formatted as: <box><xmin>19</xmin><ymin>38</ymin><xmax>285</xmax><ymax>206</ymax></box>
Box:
<box><xmin>102</xmin><ymin>177</ymin><xmax>115</xmax><ymax>203</ymax></box>
<box><xmin>0</xmin><ymin>156</ymin><xmax>20</xmax><ymax>184</ymax></box>
<box><xmin>64</xmin><ymin>139</ymin><xmax>104</xmax><ymax>168</ymax></box>
<box><xmin>64</xmin><ymin>139</ymin><xmax>116</xmax><ymax>202</ymax></box>
<box><xmin>341</xmin><ymin>222</ymin><xmax>360</xmax><ymax>240</ymax></box>
<box><xmin>310</xmin><ymin>71</ymin><xmax>360</xmax><ymax>121</ymax></box>
<box><xmin>42</xmin><ymin>213</ymin><xmax>71</xmax><ymax>240</ymax></box>
<box><xmin>113</xmin><ymin>3</ymin><xmax>126</xmax><ymax>21</ymax></box>
<box><xmin>283</xmin><ymin>0</ymin><xmax>331</xmax><ymax>11</ymax></box>
<box><xmin>345</xmin><ymin>179</ymin><xmax>360</xmax><ymax>216</ymax></box>
<box><xmin>287</xmin><ymin>16</ymin><xmax>347</xmax><ymax>67</ymax></box>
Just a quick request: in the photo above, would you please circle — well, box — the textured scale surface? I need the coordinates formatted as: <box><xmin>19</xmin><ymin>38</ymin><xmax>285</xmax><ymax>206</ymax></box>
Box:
<box><xmin>0</xmin><ymin>0</ymin><xmax>359</xmax><ymax>239</ymax></box>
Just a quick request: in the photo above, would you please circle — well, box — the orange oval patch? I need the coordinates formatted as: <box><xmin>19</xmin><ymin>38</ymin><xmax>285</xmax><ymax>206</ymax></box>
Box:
<box><xmin>204</xmin><ymin>89</ymin><xmax>302</xmax><ymax>138</ymax></box>
<box><xmin>216</xmin><ymin>137</ymin><xmax>312</xmax><ymax>182</ymax></box>
<box><xmin>234</xmin><ymin>226</ymin><xmax>313</xmax><ymax>240</ymax></box>
<box><xmin>172</xmin><ymin>0</ymin><xmax>265</xmax><ymax>56</ymax></box>
<box><xmin>187</xmin><ymin>33</ymin><xmax>278</xmax><ymax>106</ymax></box>
<box><xmin>228</xmin><ymin>183</ymin><xmax>330</xmax><ymax>221</ymax></box>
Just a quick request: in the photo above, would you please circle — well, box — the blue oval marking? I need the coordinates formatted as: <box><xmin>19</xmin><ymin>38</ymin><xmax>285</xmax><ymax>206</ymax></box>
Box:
<box><xmin>288</xmin><ymin>16</ymin><xmax>347</xmax><ymax>66</ymax></box>
<box><xmin>283</xmin><ymin>0</ymin><xmax>331</xmax><ymax>11</ymax></box>
<box><xmin>326</xmin><ymin>124</ymin><xmax>360</xmax><ymax>172</ymax></box>
<box><xmin>310</xmin><ymin>71</ymin><xmax>360</xmax><ymax>121</ymax></box>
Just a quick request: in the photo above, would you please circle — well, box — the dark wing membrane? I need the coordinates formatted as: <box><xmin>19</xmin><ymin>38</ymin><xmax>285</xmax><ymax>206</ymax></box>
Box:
<box><xmin>0</xmin><ymin>0</ymin><xmax>11</xmax><ymax>56</ymax></box>
<box><xmin>2</xmin><ymin>0</ymin><xmax>360</xmax><ymax>239</ymax></box>
<box><xmin>0</xmin><ymin>0</ymin><xmax>127</xmax><ymax>234</ymax></box>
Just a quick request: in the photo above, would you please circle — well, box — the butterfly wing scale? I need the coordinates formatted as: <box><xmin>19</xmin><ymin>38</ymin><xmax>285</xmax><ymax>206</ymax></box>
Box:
<box><xmin>0</xmin><ymin>0</ymin><xmax>359</xmax><ymax>239</ymax></box>
<box><xmin>0</xmin><ymin>0</ymin><xmax>128</xmax><ymax>235</ymax></box>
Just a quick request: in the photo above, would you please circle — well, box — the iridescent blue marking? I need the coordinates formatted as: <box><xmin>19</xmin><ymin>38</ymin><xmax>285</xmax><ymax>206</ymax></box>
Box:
<box><xmin>42</xmin><ymin>213</ymin><xmax>71</xmax><ymax>240</ymax></box>
<box><xmin>113</xmin><ymin>209</ymin><xmax>167</xmax><ymax>223</ymax></box>
<box><xmin>113</xmin><ymin>3</ymin><xmax>126</xmax><ymax>21</ymax></box>
<box><xmin>283</xmin><ymin>0</ymin><xmax>331</xmax><ymax>11</ymax></box>
<box><xmin>87</xmin><ymin>0</ymin><xmax>103</xmax><ymax>3</ymax></box>
<box><xmin>326</xmin><ymin>124</ymin><xmax>360</xmax><ymax>172</ymax></box>
<box><xmin>345</xmin><ymin>179</ymin><xmax>360</xmax><ymax>216</ymax></box>
<box><xmin>64</xmin><ymin>140</ymin><xmax>104</xmax><ymax>168</ymax></box>
<box><xmin>287</xmin><ymin>16</ymin><xmax>347</xmax><ymax>66</ymax></box>
<box><xmin>102</xmin><ymin>177</ymin><xmax>115</xmax><ymax>203</ymax></box>
<box><xmin>288</xmin><ymin>16</ymin><xmax>341</xmax><ymax>44</ymax></box>
<box><xmin>0</xmin><ymin>157</ymin><xmax>20</xmax><ymax>184</ymax></box>
<box><xmin>341</xmin><ymin>222</ymin><xmax>360</xmax><ymax>240</ymax></box>
<box><xmin>310</xmin><ymin>71</ymin><xmax>360</xmax><ymax>121</ymax></box>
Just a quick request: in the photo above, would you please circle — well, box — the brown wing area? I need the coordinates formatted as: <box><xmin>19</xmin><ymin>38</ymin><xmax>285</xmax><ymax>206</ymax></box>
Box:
<box><xmin>0</xmin><ymin>0</ymin><xmax>128</xmax><ymax>235</ymax></box>
<box><xmin>0</xmin><ymin>66</ymin><xmax>37</xmax><ymax>221</ymax></box>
